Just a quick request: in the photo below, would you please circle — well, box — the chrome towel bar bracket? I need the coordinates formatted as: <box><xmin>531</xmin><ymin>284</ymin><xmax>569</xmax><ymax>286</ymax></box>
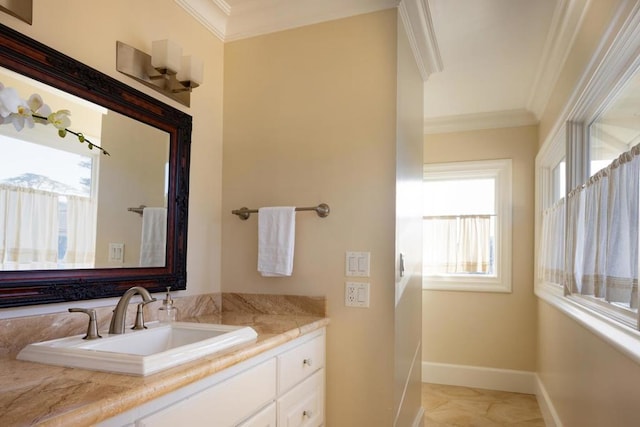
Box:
<box><xmin>232</xmin><ymin>203</ymin><xmax>330</xmax><ymax>220</ymax></box>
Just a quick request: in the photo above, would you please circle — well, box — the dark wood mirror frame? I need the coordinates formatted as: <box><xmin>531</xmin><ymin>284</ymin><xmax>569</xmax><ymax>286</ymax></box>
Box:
<box><xmin>0</xmin><ymin>23</ymin><xmax>191</xmax><ymax>308</ymax></box>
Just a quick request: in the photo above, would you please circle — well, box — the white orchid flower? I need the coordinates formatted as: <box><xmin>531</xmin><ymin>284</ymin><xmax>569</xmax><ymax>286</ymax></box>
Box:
<box><xmin>47</xmin><ymin>109</ymin><xmax>71</xmax><ymax>130</ymax></box>
<box><xmin>0</xmin><ymin>86</ymin><xmax>24</xmax><ymax>118</ymax></box>
<box><xmin>28</xmin><ymin>94</ymin><xmax>51</xmax><ymax>125</ymax></box>
<box><xmin>0</xmin><ymin>81</ymin><xmax>108</xmax><ymax>155</ymax></box>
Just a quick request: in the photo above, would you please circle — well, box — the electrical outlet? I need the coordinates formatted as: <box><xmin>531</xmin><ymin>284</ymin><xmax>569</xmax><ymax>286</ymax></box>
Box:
<box><xmin>345</xmin><ymin>282</ymin><xmax>369</xmax><ymax>308</ymax></box>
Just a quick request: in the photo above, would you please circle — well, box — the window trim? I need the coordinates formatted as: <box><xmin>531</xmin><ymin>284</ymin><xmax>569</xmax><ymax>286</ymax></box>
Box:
<box><xmin>423</xmin><ymin>158</ymin><xmax>512</xmax><ymax>293</ymax></box>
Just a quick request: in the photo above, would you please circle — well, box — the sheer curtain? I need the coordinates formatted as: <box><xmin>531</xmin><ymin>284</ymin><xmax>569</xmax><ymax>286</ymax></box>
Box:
<box><xmin>0</xmin><ymin>184</ymin><xmax>59</xmax><ymax>269</ymax></box>
<box><xmin>424</xmin><ymin>218</ymin><xmax>458</xmax><ymax>274</ymax></box>
<box><xmin>424</xmin><ymin>215</ymin><xmax>492</xmax><ymax>275</ymax></box>
<box><xmin>566</xmin><ymin>145</ymin><xmax>639</xmax><ymax>309</ymax></box>
<box><xmin>538</xmin><ymin>198</ymin><xmax>565</xmax><ymax>285</ymax></box>
<box><xmin>459</xmin><ymin>216</ymin><xmax>491</xmax><ymax>273</ymax></box>
<box><xmin>63</xmin><ymin>195</ymin><xmax>97</xmax><ymax>268</ymax></box>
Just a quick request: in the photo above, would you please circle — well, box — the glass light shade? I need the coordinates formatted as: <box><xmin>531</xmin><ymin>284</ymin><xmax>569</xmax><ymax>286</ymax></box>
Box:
<box><xmin>177</xmin><ymin>56</ymin><xmax>204</xmax><ymax>85</ymax></box>
<box><xmin>151</xmin><ymin>39</ymin><xmax>182</xmax><ymax>74</ymax></box>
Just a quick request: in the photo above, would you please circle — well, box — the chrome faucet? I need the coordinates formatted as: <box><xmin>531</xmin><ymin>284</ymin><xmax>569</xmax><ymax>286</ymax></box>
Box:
<box><xmin>109</xmin><ymin>286</ymin><xmax>156</xmax><ymax>334</ymax></box>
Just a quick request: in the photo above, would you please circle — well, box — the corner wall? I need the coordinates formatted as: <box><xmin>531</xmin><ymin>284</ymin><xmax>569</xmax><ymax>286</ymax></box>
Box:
<box><xmin>222</xmin><ymin>10</ymin><xmax>398</xmax><ymax>426</ymax></box>
<box><xmin>422</xmin><ymin>126</ymin><xmax>538</xmax><ymax>377</ymax></box>
<box><xmin>394</xmin><ymin>12</ymin><xmax>425</xmax><ymax>427</ymax></box>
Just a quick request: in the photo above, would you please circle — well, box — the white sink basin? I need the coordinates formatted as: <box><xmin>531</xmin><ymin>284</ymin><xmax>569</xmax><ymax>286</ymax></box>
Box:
<box><xmin>17</xmin><ymin>322</ymin><xmax>257</xmax><ymax>376</ymax></box>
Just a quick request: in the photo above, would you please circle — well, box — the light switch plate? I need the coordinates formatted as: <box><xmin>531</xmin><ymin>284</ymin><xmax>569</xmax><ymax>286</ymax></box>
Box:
<box><xmin>108</xmin><ymin>243</ymin><xmax>124</xmax><ymax>263</ymax></box>
<box><xmin>345</xmin><ymin>251</ymin><xmax>370</xmax><ymax>277</ymax></box>
<box><xmin>345</xmin><ymin>282</ymin><xmax>369</xmax><ymax>308</ymax></box>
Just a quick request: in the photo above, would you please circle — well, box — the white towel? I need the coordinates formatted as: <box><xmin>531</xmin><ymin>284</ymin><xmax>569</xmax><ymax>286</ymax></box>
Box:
<box><xmin>258</xmin><ymin>207</ymin><xmax>296</xmax><ymax>277</ymax></box>
<box><xmin>139</xmin><ymin>207</ymin><xmax>167</xmax><ymax>267</ymax></box>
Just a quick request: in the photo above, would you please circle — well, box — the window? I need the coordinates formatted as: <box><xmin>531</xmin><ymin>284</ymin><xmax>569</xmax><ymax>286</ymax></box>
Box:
<box><xmin>0</xmin><ymin>135</ymin><xmax>99</xmax><ymax>269</ymax></box>
<box><xmin>536</xmin><ymin>5</ymin><xmax>640</xmax><ymax>339</ymax></box>
<box><xmin>423</xmin><ymin>159</ymin><xmax>512</xmax><ymax>292</ymax></box>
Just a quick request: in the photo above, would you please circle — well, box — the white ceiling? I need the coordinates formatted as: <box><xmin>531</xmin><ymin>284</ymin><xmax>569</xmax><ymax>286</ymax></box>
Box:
<box><xmin>177</xmin><ymin>0</ymin><xmax>589</xmax><ymax>134</ymax></box>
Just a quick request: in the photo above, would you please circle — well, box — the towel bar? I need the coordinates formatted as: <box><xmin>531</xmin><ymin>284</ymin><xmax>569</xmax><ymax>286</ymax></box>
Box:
<box><xmin>128</xmin><ymin>205</ymin><xmax>146</xmax><ymax>215</ymax></box>
<box><xmin>232</xmin><ymin>203</ymin><xmax>330</xmax><ymax>220</ymax></box>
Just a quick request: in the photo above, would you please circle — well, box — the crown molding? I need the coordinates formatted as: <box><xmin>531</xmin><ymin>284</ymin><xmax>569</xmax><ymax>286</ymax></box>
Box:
<box><xmin>526</xmin><ymin>0</ymin><xmax>591</xmax><ymax>119</ymax></box>
<box><xmin>175</xmin><ymin>0</ymin><xmax>229</xmax><ymax>41</ymax></box>
<box><xmin>398</xmin><ymin>0</ymin><xmax>443</xmax><ymax>82</ymax></box>
<box><xmin>176</xmin><ymin>0</ymin><xmax>398</xmax><ymax>42</ymax></box>
<box><xmin>424</xmin><ymin>109</ymin><xmax>538</xmax><ymax>134</ymax></box>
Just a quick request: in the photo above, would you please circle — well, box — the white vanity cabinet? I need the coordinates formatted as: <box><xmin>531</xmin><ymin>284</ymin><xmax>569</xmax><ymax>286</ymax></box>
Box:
<box><xmin>99</xmin><ymin>328</ymin><xmax>325</xmax><ymax>427</ymax></box>
<box><xmin>276</xmin><ymin>332</ymin><xmax>325</xmax><ymax>427</ymax></box>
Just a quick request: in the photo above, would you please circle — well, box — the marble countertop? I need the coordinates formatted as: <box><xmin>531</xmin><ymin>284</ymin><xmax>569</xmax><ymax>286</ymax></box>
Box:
<box><xmin>0</xmin><ymin>312</ymin><xmax>329</xmax><ymax>427</ymax></box>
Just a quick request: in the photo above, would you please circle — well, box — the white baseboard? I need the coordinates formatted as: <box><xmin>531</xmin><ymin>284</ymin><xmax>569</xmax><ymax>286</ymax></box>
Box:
<box><xmin>422</xmin><ymin>361</ymin><xmax>536</xmax><ymax>394</ymax></box>
<box><xmin>535</xmin><ymin>375</ymin><xmax>562</xmax><ymax>427</ymax></box>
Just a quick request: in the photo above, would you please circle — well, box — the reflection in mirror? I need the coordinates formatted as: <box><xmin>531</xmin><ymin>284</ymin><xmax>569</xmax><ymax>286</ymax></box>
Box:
<box><xmin>0</xmin><ymin>67</ymin><xmax>170</xmax><ymax>270</ymax></box>
<box><xmin>0</xmin><ymin>21</ymin><xmax>191</xmax><ymax>308</ymax></box>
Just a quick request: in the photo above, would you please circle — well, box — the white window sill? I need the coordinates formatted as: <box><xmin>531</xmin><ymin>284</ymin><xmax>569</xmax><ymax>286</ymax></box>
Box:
<box><xmin>424</xmin><ymin>276</ymin><xmax>511</xmax><ymax>293</ymax></box>
<box><xmin>536</xmin><ymin>281</ymin><xmax>640</xmax><ymax>364</ymax></box>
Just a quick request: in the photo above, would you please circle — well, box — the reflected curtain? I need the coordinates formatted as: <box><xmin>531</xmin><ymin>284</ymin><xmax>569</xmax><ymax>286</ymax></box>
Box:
<box><xmin>0</xmin><ymin>184</ymin><xmax>58</xmax><ymax>269</ymax></box>
<box><xmin>566</xmin><ymin>145</ymin><xmax>639</xmax><ymax>309</ymax></box>
<box><xmin>424</xmin><ymin>215</ymin><xmax>492</xmax><ymax>275</ymax></box>
<box><xmin>63</xmin><ymin>195</ymin><xmax>96</xmax><ymax>268</ymax></box>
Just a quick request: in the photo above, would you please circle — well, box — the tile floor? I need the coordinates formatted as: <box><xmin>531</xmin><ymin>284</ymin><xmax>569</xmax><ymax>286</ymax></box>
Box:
<box><xmin>423</xmin><ymin>383</ymin><xmax>545</xmax><ymax>426</ymax></box>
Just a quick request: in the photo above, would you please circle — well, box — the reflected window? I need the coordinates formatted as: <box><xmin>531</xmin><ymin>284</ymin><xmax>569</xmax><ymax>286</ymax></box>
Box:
<box><xmin>0</xmin><ymin>136</ymin><xmax>97</xmax><ymax>269</ymax></box>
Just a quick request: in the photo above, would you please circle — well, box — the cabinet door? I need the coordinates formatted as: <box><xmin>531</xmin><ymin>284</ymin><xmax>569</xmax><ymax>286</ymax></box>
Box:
<box><xmin>237</xmin><ymin>402</ymin><xmax>276</xmax><ymax>427</ymax></box>
<box><xmin>277</xmin><ymin>369</ymin><xmax>324</xmax><ymax>427</ymax></box>
<box><xmin>277</xmin><ymin>334</ymin><xmax>325</xmax><ymax>393</ymax></box>
<box><xmin>137</xmin><ymin>358</ymin><xmax>276</xmax><ymax>427</ymax></box>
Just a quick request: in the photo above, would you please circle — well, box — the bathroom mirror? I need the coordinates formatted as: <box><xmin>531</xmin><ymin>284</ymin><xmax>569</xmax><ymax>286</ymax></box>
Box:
<box><xmin>0</xmin><ymin>23</ymin><xmax>191</xmax><ymax>307</ymax></box>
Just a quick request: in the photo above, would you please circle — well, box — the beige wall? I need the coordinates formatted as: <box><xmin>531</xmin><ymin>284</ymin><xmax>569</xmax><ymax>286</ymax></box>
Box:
<box><xmin>394</xmin><ymin>13</ymin><xmax>425</xmax><ymax>427</ymax></box>
<box><xmin>538</xmin><ymin>301</ymin><xmax>640</xmax><ymax>425</ymax></box>
<box><xmin>423</xmin><ymin>125</ymin><xmax>538</xmax><ymax>371</ymax></box>
<box><xmin>0</xmin><ymin>0</ymin><xmax>224</xmax><ymax>301</ymax></box>
<box><xmin>222</xmin><ymin>10</ymin><xmax>399</xmax><ymax>426</ymax></box>
<box><xmin>537</xmin><ymin>0</ymin><xmax>640</xmax><ymax>424</ymax></box>
<box><xmin>96</xmin><ymin>112</ymin><xmax>168</xmax><ymax>267</ymax></box>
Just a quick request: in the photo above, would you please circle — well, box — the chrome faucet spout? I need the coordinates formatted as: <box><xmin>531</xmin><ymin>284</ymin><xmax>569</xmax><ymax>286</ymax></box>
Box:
<box><xmin>109</xmin><ymin>286</ymin><xmax>156</xmax><ymax>334</ymax></box>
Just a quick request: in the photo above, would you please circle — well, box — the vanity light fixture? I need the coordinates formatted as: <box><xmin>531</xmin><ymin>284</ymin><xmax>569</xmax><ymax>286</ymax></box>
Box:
<box><xmin>116</xmin><ymin>40</ymin><xmax>203</xmax><ymax>107</ymax></box>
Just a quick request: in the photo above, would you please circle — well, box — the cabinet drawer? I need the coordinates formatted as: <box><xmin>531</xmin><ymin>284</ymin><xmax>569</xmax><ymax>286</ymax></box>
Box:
<box><xmin>237</xmin><ymin>402</ymin><xmax>276</xmax><ymax>427</ymax></box>
<box><xmin>138</xmin><ymin>358</ymin><xmax>276</xmax><ymax>427</ymax></box>
<box><xmin>277</xmin><ymin>369</ymin><xmax>324</xmax><ymax>427</ymax></box>
<box><xmin>277</xmin><ymin>334</ymin><xmax>324</xmax><ymax>393</ymax></box>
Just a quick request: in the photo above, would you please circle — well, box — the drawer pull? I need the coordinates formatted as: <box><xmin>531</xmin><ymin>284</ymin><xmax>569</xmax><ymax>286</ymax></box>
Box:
<box><xmin>303</xmin><ymin>410</ymin><xmax>313</xmax><ymax>418</ymax></box>
<box><xmin>303</xmin><ymin>358</ymin><xmax>313</xmax><ymax>367</ymax></box>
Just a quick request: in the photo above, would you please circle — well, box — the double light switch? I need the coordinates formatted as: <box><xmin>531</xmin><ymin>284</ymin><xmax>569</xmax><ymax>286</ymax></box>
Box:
<box><xmin>345</xmin><ymin>251</ymin><xmax>370</xmax><ymax>277</ymax></box>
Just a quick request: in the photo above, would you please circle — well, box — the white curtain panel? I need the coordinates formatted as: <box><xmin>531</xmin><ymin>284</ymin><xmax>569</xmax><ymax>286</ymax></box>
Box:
<box><xmin>459</xmin><ymin>216</ymin><xmax>491</xmax><ymax>273</ymax></box>
<box><xmin>538</xmin><ymin>198</ymin><xmax>565</xmax><ymax>285</ymax></box>
<box><xmin>424</xmin><ymin>215</ymin><xmax>492</xmax><ymax>275</ymax></box>
<box><xmin>63</xmin><ymin>195</ymin><xmax>97</xmax><ymax>268</ymax></box>
<box><xmin>0</xmin><ymin>184</ymin><xmax>59</xmax><ymax>270</ymax></box>
<box><xmin>566</xmin><ymin>146</ymin><xmax>639</xmax><ymax>309</ymax></box>
<box><xmin>424</xmin><ymin>217</ymin><xmax>458</xmax><ymax>274</ymax></box>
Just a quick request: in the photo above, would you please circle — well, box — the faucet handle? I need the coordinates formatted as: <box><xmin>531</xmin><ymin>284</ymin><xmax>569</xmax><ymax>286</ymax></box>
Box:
<box><xmin>69</xmin><ymin>308</ymin><xmax>102</xmax><ymax>340</ymax></box>
<box><xmin>132</xmin><ymin>298</ymin><xmax>157</xmax><ymax>330</ymax></box>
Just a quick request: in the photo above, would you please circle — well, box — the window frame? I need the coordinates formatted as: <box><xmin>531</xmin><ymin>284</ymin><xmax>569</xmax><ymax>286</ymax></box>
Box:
<box><xmin>535</xmin><ymin>0</ymin><xmax>640</xmax><ymax>362</ymax></box>
<box><xmin>423</xmin><ymin>159</ymin><xmax>512</xmax><ymax>293</ymax></box>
